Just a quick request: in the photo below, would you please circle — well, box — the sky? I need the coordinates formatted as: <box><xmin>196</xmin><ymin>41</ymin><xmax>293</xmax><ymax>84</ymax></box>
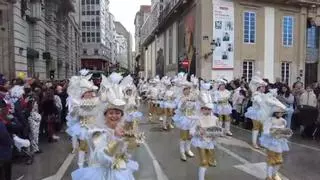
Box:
<box><xmin>109</xmin><ymin>0</ymin><xmax>151</xmax><ymax>51</ymax></box>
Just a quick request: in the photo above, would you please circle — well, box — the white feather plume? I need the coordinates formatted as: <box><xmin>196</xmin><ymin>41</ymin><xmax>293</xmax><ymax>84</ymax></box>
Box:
<box><xmin>108</xmin><ymin>72</ymin><xmax>123</xmax><ymax>84</ymax></box>
<box><xmin>79</xmin><ymin>69</ymin><xmax>90</xmax><ymax>76</ymax></box>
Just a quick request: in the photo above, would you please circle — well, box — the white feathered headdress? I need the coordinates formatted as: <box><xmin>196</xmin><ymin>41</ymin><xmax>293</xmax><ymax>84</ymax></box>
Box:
<box><xmin>102</xmin><ymin>72</ymin><xmax>126</xmax><ymax>111</ymax></box>
<box><xmin>176</xmin><ymin>73</ymin><xmax>192</xmax><ymax>88</ymax></box>
<box><xmin>198</xmin><ymin>90</ymin><xmax>213</xmax><ymax>109</ymax></box>
<box><xmin>67</xmin><ymin>69</ymin><xmax>98</xmax><ymax>99</ymax></box>
<box><xmin>120</xmin><ymin>75</ymin><xmax>137</xmax><ymax>93</ymax></box>
<box><xmin>200</xmin><ymin>80</ymin><xmax>211</xmax><ymax>91</ymax></box>
<box><xmin>161</xmin><ymin>76</ymin><xmax>171</xmax><ymax>86</ymax></box>
<box><xmin>249</xmin><ymin>71</ymin><xmax>267</xmax><ymax>93</ymax></box>
<box><xmin>191</xmin><ymin>74</ymin><xmax>199</xmax><ymax>86</ymax></box>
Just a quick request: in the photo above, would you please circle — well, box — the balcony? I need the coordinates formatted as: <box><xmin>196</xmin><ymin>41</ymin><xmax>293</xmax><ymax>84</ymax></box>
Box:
<box><xmin>140</xmin><ymin>3</ymin><xmax>160</xmax><ymax>45</ymax></box>
<box><xmin>141</xmin><ymin>0</ymin><xmax>191</xmax><ymax>45</ymax></box>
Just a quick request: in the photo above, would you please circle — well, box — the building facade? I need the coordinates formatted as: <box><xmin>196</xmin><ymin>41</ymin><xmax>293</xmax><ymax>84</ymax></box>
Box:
<box><xmin>80</xmin><ymin>0</ymin><xmax>113</xmax><ymax>72</ymax></box>
<box><xmin>140</xmin><ymin>0</ymin><xmax>320</xmax><ymax>86</ymax></box>
<box><xmin>134</xmin><ymin>5</ymin><xmax>151</xmax><ymax>77</ymax></box>
<box><xmin>0</xmin><ymin>0</ymin><xmax>81</xmax><ymax>80</ymax></box>
<box><xmin>114</xmin><ymin>21</ymin><xmax>132</xmax><ymax>71</ymax></box>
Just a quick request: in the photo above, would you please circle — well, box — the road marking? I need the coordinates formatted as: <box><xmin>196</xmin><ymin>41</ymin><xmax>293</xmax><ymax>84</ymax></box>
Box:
<box><xmin>216</xmin><ymin>144</ymin><xmax>289</xmax><ymax>180</ymax></box>
<box><xmin>42</xmin><ymin>153</ymin><xmax>76</xmax><ymax>180</ymax></box>
<box><xmin>143</xmin><ymin>142</ymin><xmax>169</xmax><ymax>180</ymax></box>
<box><xmin>234</xmin><ymin>162</ymin><xmax>270</xmax><ymax>179</ymax></box>
<box><xmin>16</xmin><ymin>175</ymin><xmax>24</xmax><ymax>180</ymax></box>
<box><xmin>217</xmin><ymin>136</ymin><xmax>267</xmax><ymax>156</ymax></box>
<box><xmin>231</xmin><ymin>125</ymin><xmax>320</xmax><ymax>152</ymax></box>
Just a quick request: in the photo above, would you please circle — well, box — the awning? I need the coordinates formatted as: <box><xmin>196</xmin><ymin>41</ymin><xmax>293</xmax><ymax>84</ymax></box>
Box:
<box><xmin>27</xmin><ymin>47</ymin><xmax>39</xmax><ymax>59</ymax></box>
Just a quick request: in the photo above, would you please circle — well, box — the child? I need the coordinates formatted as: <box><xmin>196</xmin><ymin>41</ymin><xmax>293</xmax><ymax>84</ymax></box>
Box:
<box><xmin>190</xmin><ymin>91</ymin><xmax>222</xmax><ymax>180</ymax></box>
<box><xmin>260</xmin><ymin>106</ymin><xmax>292</xmax><ymax>180</ymax></box>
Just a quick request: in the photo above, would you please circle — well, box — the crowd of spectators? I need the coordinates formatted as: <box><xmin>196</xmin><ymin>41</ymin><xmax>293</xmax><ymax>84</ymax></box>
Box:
<box><xmin>0</xmin><ymin>74</ymin><xmax>68</xmax><ymax>180</ymax></box>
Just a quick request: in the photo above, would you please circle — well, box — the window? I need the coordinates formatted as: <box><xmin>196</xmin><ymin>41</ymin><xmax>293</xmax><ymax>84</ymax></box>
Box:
<box><xmin>94</xmin><ymin>49</ymin><xmax>99</xmax><ymax>55</ymax></box>
<box><xmin>97</xmin><ymin>38</ymin><xmax>101</xmax><ymax>43</ymax></box>
<box><xmin>307</xmin><ymin>26</ymin><xmax>319</xmax><ymax>48</ymax></box>
<box><xmin>283</xmin><ymin>16</ymin><xmax>294</xmax><ymax>46</ymax></box>
<box><xmin>82</xmin><ymin>37</ymin><xmax>86</xmax><ymax>43</ymax></box>
<box><xmin>82</xmin><ymin>11</ymin><xmax>85</xmax><ymax>15</ymax></box>
<box><xmin>82</xmin><ymin>0</ymin><xmax>85</xmax><ymax>5</ymax></box>
<box><xmin>242</xmin><ymin>61</ymin><xmax>254</xmax><ymax>82</ymax></box>
<box><xmin>0</xmin><ymin>10</ymin><xmax>3</xmax><ymax>26</ymax></box>
<box><xmin>83</xmin><ymin>49</ymin><xmax>87</xmax><ymax>54</ymax></box>
<box><xmin>169</xmin><ymin>27</ymin><xmax>173</xmax><ymax>64</ymax></box>
<box><xmin>96</xmin><ymin>0</ymin><xmax>100</xmax><ymax>4</ymax></box>
<box><xmin>96</xmin><ymin>11</ymin><xmax>100</xmax><ymax>15</ymax></box>
<box><xmin>243</xmin><ymin>11</ymin><xmax>256</xmax><ymax>43</ymax></box>
<box><xmin>281</xmin><ymin>62</ymin><xmax>290</xmax><ymax>84</ymax></box>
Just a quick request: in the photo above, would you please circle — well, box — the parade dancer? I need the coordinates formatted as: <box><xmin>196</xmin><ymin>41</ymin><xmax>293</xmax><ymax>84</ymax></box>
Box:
<box><xmin>245</xmin><ymin>72</ymin><xmax>268</xmax><ymax>149</ymax></box>
<box><xmin>212</xmin><ymin>79</ymin><xmax>233</xmax><ymax>136</ymax></box>
<box><xmin>120</xmin><ymin>75</ymin><xmax>144</xmax><ymax>149</ymax></box>
<box><xmin>157</xmin><ymin>76</ymin><xmax>167</xmax><ymax>123</ymax></box>
<box><xmin>190</xmin><ymin>88</ymin><xmax>222</xmax><ymax>180</ymax></box>
<box><xmin>162</xmin><ymin>76</ymin><xmax>176</xmax><ymax>130</ymax></box>
<box><xmin>146</xmin><ymin>77</ymin><xmax>160</xmax><ymax>121</ymax></box>
<box><xmin>66</xmin><ymin>70</ymin><xmax>99</xmax><ymax>168</ymax></box>
<box><xmin>71</xmin><ymin>78</ymin><xmax>139</xmax><ymax>180</ymax></box>
<box><xmin>173</xmin><ymin>74</ymin><xmax>197</xmax><ymax>161</ymax></box>
<box><xmin>260</xmin><ymin>104</ymin><xmax>292</xmax><ymax>180</ymax></box>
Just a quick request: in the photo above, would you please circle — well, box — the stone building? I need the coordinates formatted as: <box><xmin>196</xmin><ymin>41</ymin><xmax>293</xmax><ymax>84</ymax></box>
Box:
<box><xmin>114</xmin><ymin>21</ymin><xmax>132</xmax><ymax>72</ymax></box>
<box><xmin>0</xmin><ymin>0</ymin><xmax>81</xmax><ymax>80</ymax></box>
<box><xmin>140</xmin><ymin>0</ymin><xmax>320</xmax><ymax>86</ymax></box>
<box><xmin>134</xmin><ymin>5</ymin><xmax>151</xmax><ymax>77</ymax></box>
<box><xmin>80</xmin><ymin>0</ymin><xmax>114</xmax><ymax>73</ymax></box>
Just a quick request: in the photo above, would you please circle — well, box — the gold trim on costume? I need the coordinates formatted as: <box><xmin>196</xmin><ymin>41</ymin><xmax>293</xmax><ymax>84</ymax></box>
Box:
<box><xmin>79</xmin><ymin>140</ymin><xmax>89</xmax><ymax>152</ymax></box>
<box><xmin>219</xmin><ymin>115</ymin><xmax>231</xmax><ymax>122</ymax></box>
<box><xmin>252</xmin><ymin>120</ymin><xmax>263</xmax><ymax>132</ymax></box>
<box><xmin>197</xmin><ymin>148</ymin><xmax>215</xmax><ymax>167</ymax></box>
<box><xmin>267</xmin><ymin>150</ymin><xmax>283</xmax><ymax>166</ymax></box>
<box><xmin>180</xmin><ymin>130</ymin><xmax>191</xmax><ymax>141</ymax></box>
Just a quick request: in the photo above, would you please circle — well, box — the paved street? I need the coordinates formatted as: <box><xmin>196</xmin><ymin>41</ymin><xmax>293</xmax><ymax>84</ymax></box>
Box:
<box><xmin>12</xmin><ymin>113</ymin><xmax>320</xmax><ymax>180</ymax></box>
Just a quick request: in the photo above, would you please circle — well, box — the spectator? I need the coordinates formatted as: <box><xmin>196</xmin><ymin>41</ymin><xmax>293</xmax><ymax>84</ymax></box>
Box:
<box><xmin>56</xmin><ymin>85</ymin><xmax>67</xmax><ymax>131</ymax></box>
<box><xmin>0</xmin><ymin>121</ymin><xmax>13</xmax><ymax>180</ymax></box>
<box><xmin>277</xmin><ymin>85</ymin><xmax>294</xmax><ymax>129</ymax></box>
<box><xmin>41</xmin><ymin>89</ymin><xmax>59</xmax><ymax>142</ymax></box>
<box><xmin>300</xmin><ymin>85</ymin><xmax>317</xmax><ymax>107</ymax></box>
<box><xmin>292</xmin><ymin>81</ymin><xmax>304</xmax><ymax>107</ymax></box>
<box><xmin>293</xmin><ymin>77</ymin><xmax>303</xmax><ymax>89</ymax></box>
<box><xmin>273</xmin><ymin>77</ymin><xmax>283</xmax><ymax>89</ymax></box>
<box><xmin>298</xmin><ymin>85</ymin><xmax>318</xmax><ymax>136</ymax></box>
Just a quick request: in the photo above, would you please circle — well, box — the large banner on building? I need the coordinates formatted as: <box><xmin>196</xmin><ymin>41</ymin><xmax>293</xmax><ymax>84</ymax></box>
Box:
<box><xmin>212</xmin><ymin>0</ymin><xmax>234</xmax><ymax>69</ymax></box>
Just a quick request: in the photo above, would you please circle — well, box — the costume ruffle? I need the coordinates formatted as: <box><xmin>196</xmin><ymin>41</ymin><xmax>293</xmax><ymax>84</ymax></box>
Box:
<box><xmin>71</xmin><ymin>160</ymin><xmax>138</xmax><ymax>180</ymax></box>
<box><xmin>213</xmin><ymin>104</ymin><xmax>232</xmax><ymax>115</ymax></box>
<box><xmin>191</xmin><ymin>137</ymin><xmax>215</xmax><ymax>149</ymax></box>
<box><xmin>65</xmin><ymin>123</ymin><xmax>88</xmax><ymax>140</ymax></box>
<box><xmin>244</xmin><ymin>107</ymin><xmax>263</xmax><ymax>121</ymax></box>
<box><xmin>125</xmin><ymin>111</ymin><xmax>143</xmax><ymax>122</ymax></box>
<box><xmin>259</xmin><ymin>134</ymin><xmax>289</xmax><ymax>153</ymax></box>
<box><xmin>172</xmin><ymin>113</ymin><xmax>197</xmax><ymax>130</ymax></box>
<box><xmin>163</xmin><ymin>101</ymin><xmax>177</xmax><ymax>109</ymax></box>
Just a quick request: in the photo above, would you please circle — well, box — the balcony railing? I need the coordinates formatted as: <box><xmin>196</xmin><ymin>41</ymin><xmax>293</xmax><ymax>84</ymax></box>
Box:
<box><xmin>158</xmin><ymin>0</ymin><xmax>181</xmax><ymax>24</ymax></box>
<box><xmin>140</xmin><ymin>3</ymin><xmax>160</xmax><ymax>44</ymax></box>
<box><xmin>141</xmin><ymin>0</ymin><xmax>188</xmax><ymax>45</ymax></box>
